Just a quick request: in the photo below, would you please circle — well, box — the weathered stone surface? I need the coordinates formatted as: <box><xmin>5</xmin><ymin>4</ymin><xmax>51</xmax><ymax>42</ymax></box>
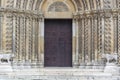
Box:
<box><xmin>0</xmin><ymin>0</ymin><xmax>120</xmax><ymax>80</ymax></box>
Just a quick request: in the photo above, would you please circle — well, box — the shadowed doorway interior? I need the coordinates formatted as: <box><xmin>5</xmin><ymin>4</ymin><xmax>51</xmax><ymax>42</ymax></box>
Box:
<box><xmin>44</xmin><ymin>19</ymin><xmax>72</xmax><ymax>67</ymax></box>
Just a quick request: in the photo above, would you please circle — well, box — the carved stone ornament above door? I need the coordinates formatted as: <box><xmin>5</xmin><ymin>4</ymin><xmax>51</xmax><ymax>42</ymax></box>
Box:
<box><xmin>48</xmin><ymin>1</ymin><xmax>69</xmax><ymax>12</ymax></box>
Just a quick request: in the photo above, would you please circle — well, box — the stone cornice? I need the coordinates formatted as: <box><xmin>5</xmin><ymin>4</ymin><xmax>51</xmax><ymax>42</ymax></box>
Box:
<box><xmin>0</xmin><ymin>7</ymin><xmax>43</xmax><ymax>18</ymax></box>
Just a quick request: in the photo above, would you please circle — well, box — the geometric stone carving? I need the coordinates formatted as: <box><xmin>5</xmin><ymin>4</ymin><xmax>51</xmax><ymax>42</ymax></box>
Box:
<box><xmin>6</xmin><ymin>0</ymin><xmax>14</xmax><ymax>8</ymax></box>
<box><xmin>23</xmin><ymin>0</ymin><xmax>28</xmax><ymax>9</ymax></box>
<box><xmin>6</xmin><ymin>15</ymin><xmax>13</xmax><ymax>51</ymax></box>
<box><xmin>92</xmin><ymin>17</ymin><xmax>98</xmax><ymax>61</ymax></box>
<box><xmin>103</xmin><ymin>0</ymin><xmax>112</xmax><ymax>9</ymax></box>
<box><xmin>84</xmin><ymin>18</ymin><xmax>89</xmax><ymax>62</ymax></box>
<box><xmin>97</xmin><ymin>17</ymin><xmax>103</xmax><ymax>55</ymax></box>
<box><xmin>104</xmin><ymin>18</ymin><xmax>112</xmax><ymax>54</ymax></box>
<box><xmin>16</xmin><ymin>0</ymin><xmax>21</xmax><ymax>8</ymax></box>
<box><xmin>48</xmin><ymin>1</ymin><xmax>69</xmax><ymax>12</ymax></box>
<box><xmin>118</xmin><ymin>14</ymin><xmax>120</xmax><ymax>63</ymax></box>
<box><xmin>13</xmin><ymin>15</ymin><xmax>39</xmax><ymax>63</ymax></box>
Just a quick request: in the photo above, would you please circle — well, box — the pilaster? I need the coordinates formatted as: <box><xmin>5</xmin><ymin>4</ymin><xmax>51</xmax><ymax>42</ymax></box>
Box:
<box><xmin>72</xmin><ymin>15</ymin><xmax>79</xmax><ymax>67</ymax></box>
<box><xmin>38</xmin><ymin>17</ymin><xmax>44</xmax><ymax>67</ymax></box>
<box><xmin>112</xmin><ymin>11</ymin><xmax>118</xmax><ymax>63</ymax></box>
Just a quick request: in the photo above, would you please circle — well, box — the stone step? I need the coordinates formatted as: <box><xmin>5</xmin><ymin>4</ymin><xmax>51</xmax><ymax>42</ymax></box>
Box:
<box><xmin>0</xmin><ymin>75</ymin><xmax>120</xmax><ymax>80</ymax></box>
<box><xmin>0</xmin><ymin>67</ymin><xmax>119</xmax><ymax>80</ymax></box>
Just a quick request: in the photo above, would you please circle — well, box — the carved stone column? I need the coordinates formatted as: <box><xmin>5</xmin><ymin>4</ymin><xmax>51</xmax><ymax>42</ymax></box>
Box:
<box><xmin>72</xmin><ymin>15</ymin><xmax>79</xmax><ymax>68</ymax></box>
<box><xmin>19</xmin><ymin>15</ymin><xmax>24</xmax><ymax>62</ymax></box>
<box><xmin>0</xmin><ymin>14</ymin><xmax>3</xmax><ymax>51</ymax></box>
<box><xmin>112</xmin><ymin>11</ymin><xmax>119</xmax><ymax>63</ymax></box>
<box><xmin>38</xmin><ymin>17</ymin><xmax>44</xmax><ymax>67</ymax></box>
<box><xmin>78</xmin><ymin>15</ymin><xmax>83</xmax><ymax>64</ymax></box>
<box><xmin>104</xmin><ymin>12</ymin><xmax>113</xmax><ymax>54</ymax></box>
<box><xmin>81</xmin><ymin>15</ymin><xmax>85</xmax><ymax>63</ymax></box>
<box><xmin>93</xmin><ymin>14</ymin><xmax>98</xmax><ymax>62</ymax></box>
<box><xmin>101</xmin><ymin>12</ymin><xmax>105</xmax><ymax>55</ymax></box>
<box><xmin>113</xmin><ymin>12</ymin><xmax>118</xmax><ymax>52</ymax></box>
<box><xmin>31</xmin><ymin>18</ymin><xmax>36</xmax><ymax>63</ymax></box>
<box><xmin>118</xmin><ymin>13</ymin><xmax>120</xmax><ymax>64</ymax></box>
<box><xmin>86</xmin><ymin>13</ymin><xmax>92</xmax><ymax>62</ymax></box>
<box><xmin>97</xmin><ymin>12</ymin><xmax>105</xmax><ymax>61</ymax></box>
<box><xmin>12</xmin><ymin>15</ymin><xmax>15</xmax><ymax>53</ymax></box>
<box><xmin>26</xmin><ymin>17</ymin><xmax>29</xmax><ymax>62</ymax></box>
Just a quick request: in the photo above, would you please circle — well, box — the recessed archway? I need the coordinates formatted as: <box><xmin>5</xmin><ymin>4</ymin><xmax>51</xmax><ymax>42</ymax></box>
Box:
<box><xmin>39</xmin><ymin>0</ymin><xmax>78</xmax><ymax>67</ymax></box>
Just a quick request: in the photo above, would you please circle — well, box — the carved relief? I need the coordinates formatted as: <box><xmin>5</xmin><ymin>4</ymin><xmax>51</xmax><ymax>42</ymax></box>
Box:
<box><xmin>23</xmin><ymin>0</ymin><xmax>28</xmax><ymax>9</ymax></box>
<box><xmin>97</xmin><ymin>17</ymin><xmax>102</xmax><ymax>57</ymax></box>
<box><xmin>118</xmin><ymin>14</ymin><xmax>120</xmax><ymax>63</ymax></box>
<box><xmin>29</xmin><ymin>0</ymin><xmax>34</xmax><ymax>10</ymax></box>
<box><xmin>96</xmin><ymin>0</ymin><xmax>101</xmax><ymax>9</ymax></box>
<box><xmin>84</xmin><ymin>18</ymin><xmax>89</xmax><ymax>62</ymax></box>
<box><xmin>6</xmin><ymin>15</ymin><xmax>13</xmax><ymax>51</ymax></box>
<box><xmin>81</xmin><ymin>18</ymin><xmax>85</xmax><ymax>63</ymax></box>
<box><xmin>104</xmin><ymin>18</ymin><xmax>112</xmax><ymax>54</ymax></box>
<box><xmin>0</xmin><ymin>0</ymin><xmax>120</xmax><ymax>66</ymax></box>
<box><xmin>15</xmin><ymin>16</ymin><xmax>20</xmax><ymax>61</ymax></box>
<box><xmin>93</xmin><ymin>16</ymin><xmax>98</xmax><ymax>61</ymax></box>
<box><xmin>6</xmin><ymin>0</ymin><xmax>14</xmax><ymax>8</ymax></box>
<box><xmin>48</xmin><ymin>1</ymin><xmax>69</xmax><ymax>12</ymax></box>
<box><xmin>28</xmin><ymin>17</ymin><xmax>33</xmax><ymax>62</ymax></box>
<box><xmin>103</xmin><ymin>0</ymin><xmax>112</xmax><ymax>9</ymax></box>
<box><xmin>12</xmin><ymin>14</ymin><xmax>40</xmax><ymax>63</ymax></box>
<box><xmin>78</xmin><ymin>18</ymin><xmax>82</xmax><ymax>63</ymax></box>
<box><xmin>91</xmin><ymin>17</ymin><xmax>95</xmax><ymax>61</ymax></box>
<box><xmin>19</xmin><ymin>16</ymin><xmax>26</xmax><ymax>61</ymax></box>
<box><xmin>16</xmin><ymin>0</ymin><xmax>21</xmax><ymax>9</ymax></box>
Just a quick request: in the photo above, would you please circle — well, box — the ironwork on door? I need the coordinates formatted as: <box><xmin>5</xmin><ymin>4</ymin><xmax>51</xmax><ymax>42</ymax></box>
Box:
<box><xmin>44</xmin><ymin>19</ymin><xmax>72</xmax><ymax>67</ymax></box>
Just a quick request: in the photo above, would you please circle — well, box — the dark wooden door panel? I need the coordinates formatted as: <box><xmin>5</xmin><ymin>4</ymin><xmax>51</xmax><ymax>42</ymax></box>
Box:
<box><xmin>44</xmin><ymin>19</ymin><xmax>72</xmax><ymax>67</ymax></box>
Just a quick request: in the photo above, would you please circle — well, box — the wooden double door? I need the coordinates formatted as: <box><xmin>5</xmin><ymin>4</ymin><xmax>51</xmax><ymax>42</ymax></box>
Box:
<box><xmin>44</xmin><ymin>19</ymin><xmax>72</xmax><ymax>67</ymax></box>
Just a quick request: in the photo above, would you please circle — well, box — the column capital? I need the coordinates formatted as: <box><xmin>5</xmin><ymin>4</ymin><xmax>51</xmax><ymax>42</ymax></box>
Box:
<box><xmin>73</xmin><ymin>14</ymin><xmax>79</xmax><ymax>20</ymax></box>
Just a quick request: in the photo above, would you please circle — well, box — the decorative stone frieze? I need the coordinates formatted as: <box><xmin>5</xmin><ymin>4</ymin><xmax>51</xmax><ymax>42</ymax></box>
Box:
<box><xmin>0</xmin><ymin>7</ymin><xmax>43</xmax><ymax>17</ymax></box>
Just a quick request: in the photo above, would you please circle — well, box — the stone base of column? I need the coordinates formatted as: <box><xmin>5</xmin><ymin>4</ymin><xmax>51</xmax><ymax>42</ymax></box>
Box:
<box><xmin>36</xmin><ymin>62</ymin><xmax>44</xmax><ymax>68</ymax></box>
<box><xmin>73</xmin><ymin>62</ymin><xmax>79</xmax><ymax>68</ymax></box>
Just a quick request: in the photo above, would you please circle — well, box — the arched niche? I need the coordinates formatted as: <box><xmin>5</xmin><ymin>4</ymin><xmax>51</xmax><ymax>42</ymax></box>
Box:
<box><xmin>40</xmin><ymin>0</ymin><xmax>77</xmax><ymax>18</ymax></box>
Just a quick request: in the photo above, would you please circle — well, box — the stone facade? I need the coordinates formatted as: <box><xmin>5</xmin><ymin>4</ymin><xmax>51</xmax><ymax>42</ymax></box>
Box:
<box><xmin>0</xmin><ymin>0</ymin><xmax>120</xmax><ymax>80</ymax></box>
<box><xmin>0</xmin><ymin>0</ymin><xmax>119</xmax><ymax>69</ymax></box>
